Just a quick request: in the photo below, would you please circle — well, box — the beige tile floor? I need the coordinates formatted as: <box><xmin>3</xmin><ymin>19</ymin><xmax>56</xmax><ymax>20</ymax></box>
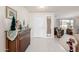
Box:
<box><xmin>26</xmin><ymin>37</ymin><xmax>66</xmax><ymax>52</ymax></box>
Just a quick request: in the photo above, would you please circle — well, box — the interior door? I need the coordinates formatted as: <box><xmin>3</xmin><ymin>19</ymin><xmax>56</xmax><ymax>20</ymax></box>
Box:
<box><xmin>32</xmin><ymin>15</ymin><xmax>46</xmax><ymax>37</ymax></box>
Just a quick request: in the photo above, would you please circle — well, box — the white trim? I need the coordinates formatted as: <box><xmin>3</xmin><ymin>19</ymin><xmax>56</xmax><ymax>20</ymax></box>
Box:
<box><xmin>31</xmin><ymin>36</ymin><xmax>53</xmax><ymax>39</ymax></box>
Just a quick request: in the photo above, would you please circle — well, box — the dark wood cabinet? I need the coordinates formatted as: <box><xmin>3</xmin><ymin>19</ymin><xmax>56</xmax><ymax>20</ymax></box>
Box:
<box><xmin>6</xmin><ymin>29</ymin><xmax>31</xmax><ymax>52</ymax></box>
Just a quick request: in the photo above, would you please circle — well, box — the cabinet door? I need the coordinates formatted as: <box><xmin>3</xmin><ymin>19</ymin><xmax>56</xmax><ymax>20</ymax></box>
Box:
<box><xmin>8</xmin><ymin>39</ymin><xmax>16</xmax><ymax>52</ymax></box>
<box><xmin>19</xmin><ymin>30</ymin><xmax>30</xmax><ymax>52</ymax></box>
<box><xmin>6</xmin><ymin>35</ymin><xmax>19</xmax><ymax>52</ymax></box>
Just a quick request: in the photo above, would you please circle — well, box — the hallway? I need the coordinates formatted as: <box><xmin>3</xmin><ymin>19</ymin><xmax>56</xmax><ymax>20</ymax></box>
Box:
<box><xmin>26</xmin><ymin>38</ymin><xmax>66</xmax><ymax>52</ymax></box>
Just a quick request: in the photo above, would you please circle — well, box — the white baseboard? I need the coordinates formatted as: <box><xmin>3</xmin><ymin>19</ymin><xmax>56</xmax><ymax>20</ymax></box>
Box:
<box><xmin>0</xmin><ymin>49</ymin><xmax>6</xmax><ymax>52</ymax></box>
<box><xmin>31</xmin><ymin>36</ymin><xmax>53</xmax><ymax>39</ymax></box>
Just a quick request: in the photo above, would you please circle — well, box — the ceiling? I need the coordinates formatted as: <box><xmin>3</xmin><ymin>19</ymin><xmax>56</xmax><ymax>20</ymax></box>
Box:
<box><xmin>25</xmin><ymin>6</ymin><xmax>79</xmax><ymax>16</ymax></box>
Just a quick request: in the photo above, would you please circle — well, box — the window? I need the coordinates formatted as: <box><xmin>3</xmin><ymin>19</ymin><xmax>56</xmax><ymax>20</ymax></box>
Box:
<box><xmin>60</xmin><ymin>19</ymin><xmax>74</xmax><ymax>29</ymax></box>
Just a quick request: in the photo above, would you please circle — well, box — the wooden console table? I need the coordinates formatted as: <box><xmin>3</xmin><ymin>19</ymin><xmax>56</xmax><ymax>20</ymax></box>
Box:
<box><xmin>6</xmin><ymin>29</ymin><xmax>31</xmax><ymax>52</ymax></box>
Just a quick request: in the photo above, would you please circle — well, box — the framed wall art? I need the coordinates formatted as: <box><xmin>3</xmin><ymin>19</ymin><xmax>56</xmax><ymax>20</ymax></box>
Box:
<box><xmin>6</xmin><ymin>6</ymin><xmax>17</xmax><ymax>19</ymax></box>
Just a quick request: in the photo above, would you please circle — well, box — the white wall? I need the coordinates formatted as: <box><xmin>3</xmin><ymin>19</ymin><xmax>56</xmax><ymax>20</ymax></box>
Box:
<box><xmin>54</xmin><ymin>18</ymin><xmax>60</xmax><ymax>27</ymax></box>
<box><xmin>0</xmin><ymin>7</ymin><xmax>6</xmax><ymax>52</ymax></box>
<box><xmin>30</xmin><ymin>12</ymin><xmax>54</xmax><ymax>38</ymax></box>
<box><xmin>0</xmin><ymin>6</ymin><xmax>29</xmax><ymax>52</ymax></box>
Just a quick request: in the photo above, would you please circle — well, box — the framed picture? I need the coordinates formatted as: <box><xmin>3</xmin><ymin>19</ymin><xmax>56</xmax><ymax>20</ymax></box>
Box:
<box><xmin>6</xmin><ymin>6</ymin><xmax>17</xmax><ymax>19</ymax></box>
